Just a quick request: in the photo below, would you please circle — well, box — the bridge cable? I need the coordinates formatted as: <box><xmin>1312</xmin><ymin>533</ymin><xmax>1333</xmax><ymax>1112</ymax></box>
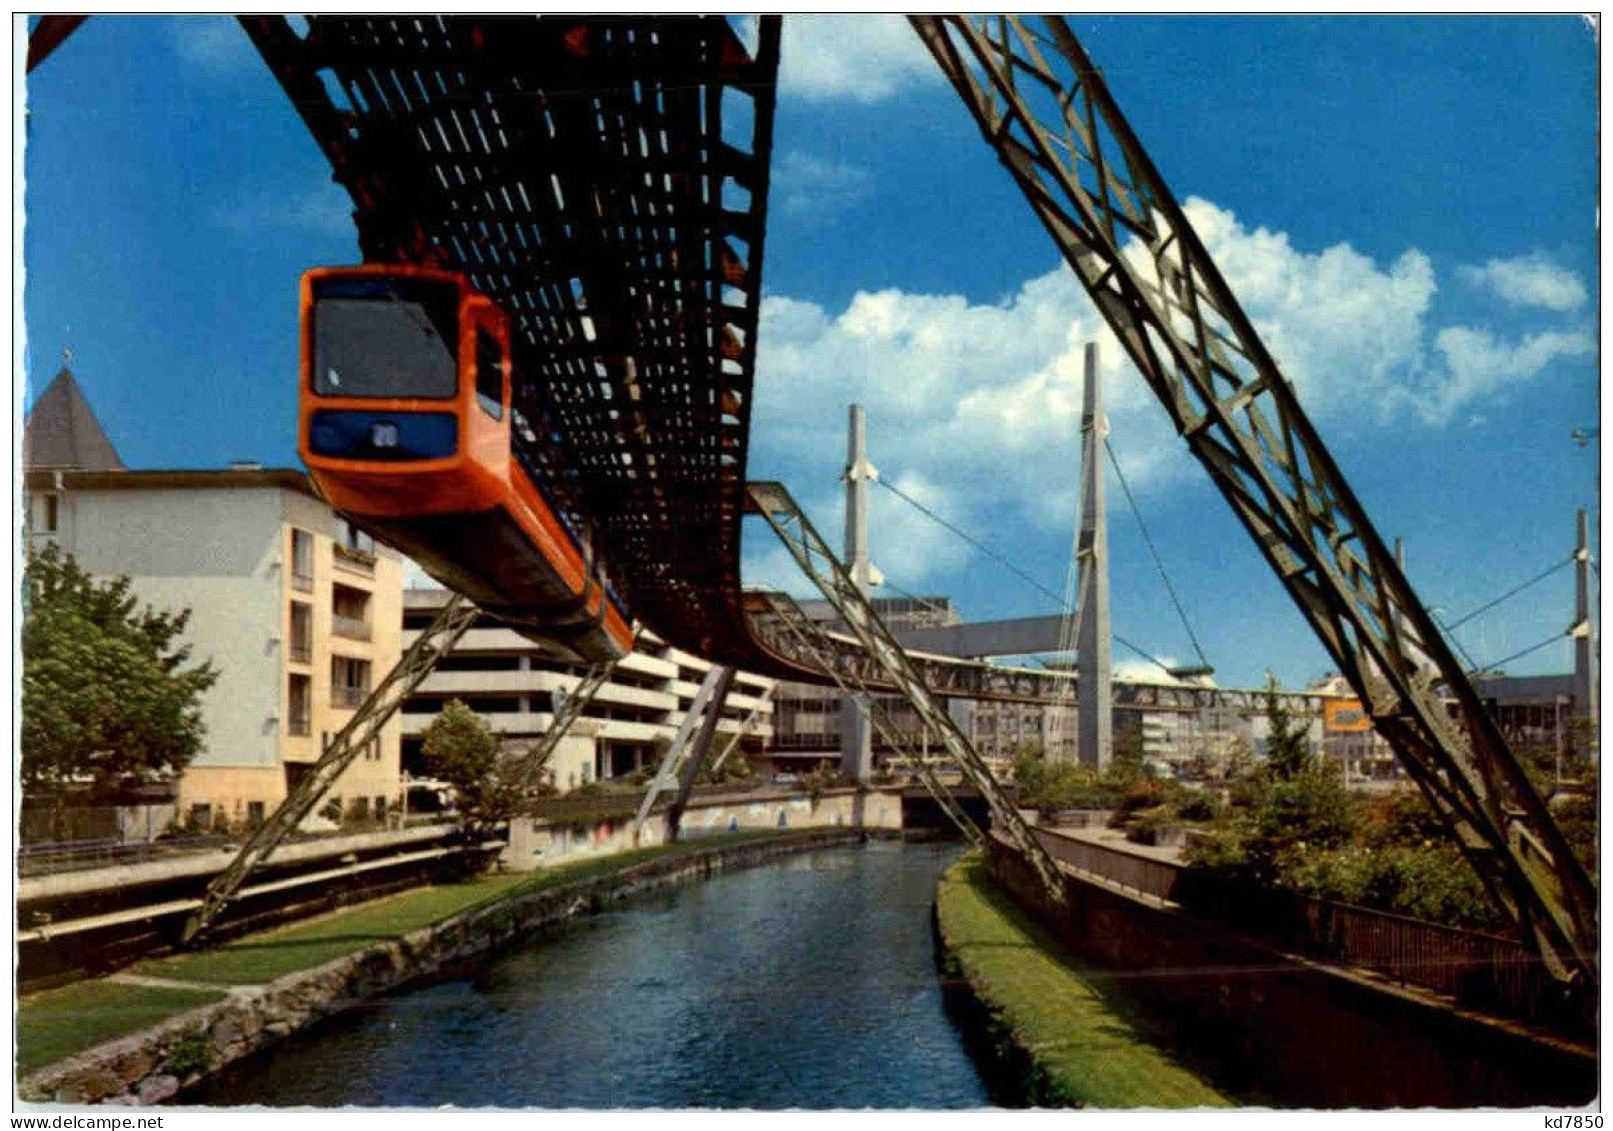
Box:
<box><xmin>1104</xmin><ymin>437</ymin><xmax>1213</xmax><ymax>673</ymax></box>
<box><xmin>1475</xmin><ymin>629</ymin><xmax>1571</xmax><ymax>676</ymax></box>
<box><xmin>874</xmin><ymin>476</ymin><xmax>1176</xmax><ymax>676</ymax></box>
<box><xmin>1427</xmin><ymin>607</ymin><xmax>1484</xmax><ymax>674</ymax></box>
<box><xmin>1443</xmin><ymin>554</ymin><xmax>1574</xmax><ymax>632</ymax></box>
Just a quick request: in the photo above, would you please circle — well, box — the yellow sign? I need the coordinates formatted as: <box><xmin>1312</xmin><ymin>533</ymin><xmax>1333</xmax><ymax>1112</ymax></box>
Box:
<box><xmin>1324</xmin><ymin>699</ymin><xmax>1373</xmax><ymax>733</ymax></box>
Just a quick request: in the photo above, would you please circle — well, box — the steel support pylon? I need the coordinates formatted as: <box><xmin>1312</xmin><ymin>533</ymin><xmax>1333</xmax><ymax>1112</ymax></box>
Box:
<box><xmin>632</xmin><ymin>665</ymin><xmax>735</xmax><ymax>842</ymax></box>
<box><xmin>749</xmin><ymin>482</ymin><xmax>1058</xmax><ymax>899</ymax></box>
<box><xmin>909</xmin><ymin>15</ymin><xmax>1595</xmax><ymax>981</ymax></box>
<box><xmin>1571</xmin><ymin>508</ymin><xmax>1597</xmax><ymax>761</ymax></box>
<box><xmin>181</xmin><ymin>594</ymin><xmax>481</xmax><ymax>945</ymax></box>
<box><xmin>1075</xmin><ymin>341</ymin><xmax>1112</xmax><ymax>768</ymax></box>
<box><xmin>760</xmin><ymin>592</ymin><xmax>984</xmax><ymax>847</ymax></box>
<box><xmin>515</xmin><ymin>659</ymin><xmax>620</xmax><ymax>793</ymax></box>
<box><xmin>841</xmin><ymin>404</ymin><xmax>876</xmax><ymax>781</ymax></box>
<box><xmin>709</xmin><ymin>683</ymin><xmax>774</xmax><ymax>777</ymax></box>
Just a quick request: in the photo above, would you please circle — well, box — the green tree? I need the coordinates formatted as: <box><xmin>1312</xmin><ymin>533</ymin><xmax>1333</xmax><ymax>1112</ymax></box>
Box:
<box><xmin>21</xmin><ymin>544</ymin><xmax>218</xmax><ymax>792</ymax></box>
<box><xmin>1261</xmin><ymin>672</ymin><xmax>1311</xmax><ymax>779</ymax></box>
<box><xmin>1107</xmin><ymin>726</ymin><xmax>1146</xmax><ymax>784</ymax></box>
<box><xmin>420</xmin><ymin>699</ymin><xmax>527</xmax><ymax>827</ymax></box>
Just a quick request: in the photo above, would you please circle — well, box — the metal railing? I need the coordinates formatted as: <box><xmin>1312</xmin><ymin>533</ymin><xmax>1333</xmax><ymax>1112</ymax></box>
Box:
<box><xmin>291</xmin><ymin>571</ymin><xmax>314</xmax><ymax>593</ymax></box>
<box><xmin>1280</xmin><ymin>891</ymin><xmax>1556</xmax><ymax>1021</ymax></box>
<box><xmin>332</xmin><ymin>614</ymin><xmax>371</xmax><ymax>641</ymax></box>
<box><xmin>18</xmin><ymin>835</ymin><xmax>235</xmax><ymax>878</ymax></box>
<box><xmin>333</xmin><ymin>543</ymin><xmax>376</xmax><ymax>575</ymax></box>
<box><xmin>289</xmin><ymin>642</ymin><xmax>312</xmax><ymax>663</ymax></box>
<box><xmin>331</xmin><ymin>684</ymin><xmax>367</xmax><ymax>709</ymax></box>
<box><xmin>1034</xmin><ymin>827</ymin><xmax>1182</xmax><ymax>903</ymax></box>
<box><xmin>1025</xmin><ymin>825</ymin><xmax>1563</xmax><ymax>1027</ymax></box>
<box><xmin>288</xmin><ymin>714</ymin><xmax>312</xmax><ymax>736</ymax></box>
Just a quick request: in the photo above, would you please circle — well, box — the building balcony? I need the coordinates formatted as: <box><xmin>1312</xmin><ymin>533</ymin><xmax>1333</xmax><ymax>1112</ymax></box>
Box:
<box><xmin>332</xmin><ymin>614</ymin><xmax>372</xmax><ymax>641</ymax></box>
<box><xmin>331</xmin><ymin>684</ymin><xmax>368</xmax><ymax>709</ymax></box>
<box><xmin>289</xmin><ymin>642</ymin><xmax>313</xmax><ymax>664</ymax></box>
<box><xmin>291</xmin><ymin>571</ymin><xmax>314</xmax><ymax>593</ymax></box>
<box><xmin>288</xmin><ymin>715</ymin><xmax>312</xmax><ymax>737</ymax></box>
<box><xmin>333</xmin><ymin>543</ymin><xmax>376</xmax><ymax>576</ymax></box>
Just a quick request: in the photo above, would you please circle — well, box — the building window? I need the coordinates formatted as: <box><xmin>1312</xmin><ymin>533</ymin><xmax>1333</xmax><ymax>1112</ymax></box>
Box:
<box><xmin>289</xmin><ymin>601</ymin><xmax>313</xmax><ymax>664</ymax></box>
<box><xmin>332</xmin><ymin>656</ymin><xmax>371</xmax><ymax>708</ymax></box>
<box><xmin>333</xmin><ymin>517</ymin><xmax>376</xmax><ymax>575</ymax></box>
<box><xmin>290</xmin><ymin>528</ymin><xmax>315</xmax><ymax>591</ymax></box>
<box><xmin>476</xmin><ymin>328</ymin><xmax>503</xmax><ymax>420</ymax></box>
<box><xmin>39</xmin><ymin>494</ymin><xmax>59</xmax><ymax>533</ymax></box>
<box><xmin>246</xmin><ymin>801</ymin><xmax>266</xmax><ymax>828</ymax></box>
<box><xmin>331</xmin><ymin>583</ymin><xmax>372</xmax><ymax>641</ymax></box>
<box><xmin>189</xmin><ymin>802</ymin><xmax>213</xmax><ymax>832</ymax></box>
<box><xmin>288</xmin><ymin>673</ymin><xmax>312</xmax><ymax>736</ymax></box>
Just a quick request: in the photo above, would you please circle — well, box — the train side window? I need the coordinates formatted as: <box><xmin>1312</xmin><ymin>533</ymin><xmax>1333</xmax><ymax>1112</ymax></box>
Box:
<box><xmin>475</xmin><ymin>328</ymin><xmax>503</xmax><ymax>421</ymax></box>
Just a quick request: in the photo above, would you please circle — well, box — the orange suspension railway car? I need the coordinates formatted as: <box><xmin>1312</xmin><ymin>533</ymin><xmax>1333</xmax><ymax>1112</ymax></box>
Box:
<box><xmin>298</xmin><ymin>264</ymin><xmax>634</xmax><ymax>663</ymax></box>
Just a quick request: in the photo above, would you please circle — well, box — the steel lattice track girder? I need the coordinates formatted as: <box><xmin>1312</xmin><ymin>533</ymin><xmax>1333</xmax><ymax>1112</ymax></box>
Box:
<box><xmin>909</xmin><ymin>15</ymin><xmax>1595</xmax><ymax>981</ymax></box>
<box><xmin>241</xmin><ymin>14</ymin><xmax>779</xmax><ymax>670</ymax></box>
<box><xmin>748</xmin><ymin>481</ymin><xmax>1062</xmax><ymax>902</ymax></box>
<box><xmin>239</xmin><ymin>14</ymin><xmax>1345</xmax><ymax>736</ymax></box>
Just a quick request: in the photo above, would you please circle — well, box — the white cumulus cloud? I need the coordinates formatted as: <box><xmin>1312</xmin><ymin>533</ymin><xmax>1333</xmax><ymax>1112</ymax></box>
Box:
<box><xmin>744</xmin><ymin>195</ymin><xmax>1596</xmax><ymax>594</ymax></box>
<box><xmin>1147</xmin><ymin>198</ymin><xmax>1592</xmax><ymax>425</ymax></box>
<box><xmin>1458</xmin><ymin>253</ymin><xmax>1588</xmax><ymax>312</ymax></box>
<box><xmin>773</xmin><ymin>150</ymin><xmax>873</xmax><ymax>216</ymax></box>
<box><xmin>1408</xmin><ymin>326</ymin><xmax>1595</xmax><ymax>424</ymax></box>
<box><xmin>742</xmin><ymin>472</ymin><xmax>976</xmax><ymax>594</ymax></box>
<box><xmin>777</xmin><ymin>15</ymin><xmax>941</xmax><ymax>103</ymax></box>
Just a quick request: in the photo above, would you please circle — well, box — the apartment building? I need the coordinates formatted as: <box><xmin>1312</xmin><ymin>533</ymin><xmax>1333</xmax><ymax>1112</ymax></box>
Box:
<box><xmin>23</xmin><ymin>368</ymin><xmax>404</xmax><ymax>830</ymax></box>
<box><xmin>401</xmin><ymin>588</ymin><xmax>775</xmax><ymax>788</ymax></box>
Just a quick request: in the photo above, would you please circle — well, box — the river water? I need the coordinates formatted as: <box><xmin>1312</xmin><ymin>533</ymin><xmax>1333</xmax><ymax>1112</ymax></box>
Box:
<box><xmin>187</xmin><ymin>840</ymin><xmax>995</xmax><ymax>1109</ymax></box>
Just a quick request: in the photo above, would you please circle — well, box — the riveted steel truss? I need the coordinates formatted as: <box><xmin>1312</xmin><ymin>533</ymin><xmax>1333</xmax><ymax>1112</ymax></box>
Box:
<box><xmin>242</xmin><ymin>14</ymin><xmax>781</xmax><ymax>672</ymax></box>
<box><xmin>749</xmin><ymin>481</ymin><xmax>1056</xmax><ymax>898</ymax></box>
<box><xmin>515</xmin><ymin>660</ymin><xmax>619</xmax><ymax>791</ymax></box>
<box><xmin>182</xmin><ymin>595</ymin><xmax>481</xmax><ymax>945</ymax></box>
<box><xmin>632</xmin><ymin>665</ymin><xmax>734</xmax><ymax>840</ymax></box>
<box><xmin>744</xmin><ymin>590</ymin><xmax>1077</xmax><ymax>705</ymax></box>
<box><xmin>910</xmin><ymin>15</ymin><xmax>1595</xmax><ymax>980</ymax></box>
<box><xmin>759</xmin><ymin>591</ymin><xmax>984</xmax><ymax>847</ymax></box>
<box><xmin>709</xmin><ymin>683</ymin><xmax>774</xmax><ymax>775</ymax></box>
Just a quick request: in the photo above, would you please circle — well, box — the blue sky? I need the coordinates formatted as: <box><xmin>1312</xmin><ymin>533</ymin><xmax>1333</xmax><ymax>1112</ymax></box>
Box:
<box><xmin>21</xmin><ymin>15</ymin><xmax>1599</xmax><ymax>690</ymax></box>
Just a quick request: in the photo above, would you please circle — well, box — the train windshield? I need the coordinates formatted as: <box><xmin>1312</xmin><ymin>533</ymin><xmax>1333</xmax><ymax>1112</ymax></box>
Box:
<box><xmin>312</xmin><ymin>277</ymin><xmax>459</xmax><ymax>399</ymax></box>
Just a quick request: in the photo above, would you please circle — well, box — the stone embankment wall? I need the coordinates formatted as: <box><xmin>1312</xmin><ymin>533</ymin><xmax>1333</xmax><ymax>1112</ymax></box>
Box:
<box><xmin>20</xmin><ymin>829</ymin><xmax>861</xmax><ymax>1106</ymax></box>
<box><xmin>990</xmin><ymin>844</ymin><xmax>1596</xmax><ymax>1108</ymax></box>
<box><xmin>504</xmin><ymin>787</ymin><xmax>902</xmax><ymax>870</ymax></box>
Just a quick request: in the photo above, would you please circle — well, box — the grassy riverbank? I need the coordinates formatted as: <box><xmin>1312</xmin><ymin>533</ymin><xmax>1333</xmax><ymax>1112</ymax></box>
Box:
<box><xmin>18</xmin><ymin>830</ymin><xmax>798</xmax><ymax>1076</ymax></box>
<box><xmin>935</xmin><ymin>851</ymin><xmax>1230</xmax><ymax>1109</ymax></box>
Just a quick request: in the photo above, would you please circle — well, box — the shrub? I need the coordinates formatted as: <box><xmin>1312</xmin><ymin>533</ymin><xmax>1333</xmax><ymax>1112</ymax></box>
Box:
<box><xmin>166</xmin><ymin>1025</ymin><xmax>212</xmax><ymax>1079</ymax></box>
<box><xmin>1172</xmin><ymin>787</ymin><xmax>1221</xmax><ymax>824</ymax></box>
<box><xmin>1275</xmin><ymin>843</ymin><xmax>1501</xmax><ymax>930</ymax></box>
<box><xmin>1117</xmin><ymin>778</ymin><xmax>1169</xmax><ymax>814</ymax></box>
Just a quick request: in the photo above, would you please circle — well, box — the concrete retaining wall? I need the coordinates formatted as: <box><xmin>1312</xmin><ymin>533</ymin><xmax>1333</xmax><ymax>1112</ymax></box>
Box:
<box><xmin>504</xmin><ymin>787</ymin><xmax>901</xmax><ymax>871</ymax></box>
<box><xmin>990</xmin><ymin>844</ymin><xmax>1596</xmax><ymax>1108</ymax></box>
<box><xmin>20</xmin><ymin>829</ymin><xmax>862</xmax><ymax>1106</ymax></box>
